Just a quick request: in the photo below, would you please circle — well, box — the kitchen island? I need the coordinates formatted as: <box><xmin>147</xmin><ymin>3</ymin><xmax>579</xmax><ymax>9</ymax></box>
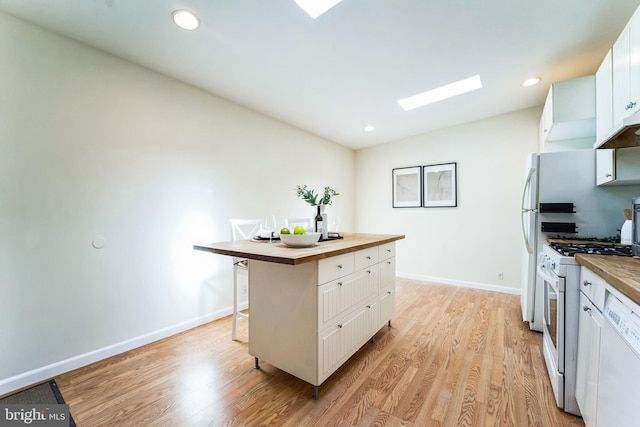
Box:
<box><xmin>194</xmin><ymin>232</ymin><xmax>405</xmax><ymax>398</ymax></box>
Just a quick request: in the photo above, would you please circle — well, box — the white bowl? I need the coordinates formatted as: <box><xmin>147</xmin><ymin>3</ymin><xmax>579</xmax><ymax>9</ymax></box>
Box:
<box><xmin>280</xmin><ymin>232</ymin><xmax>321</xmax><ymax>247</ymax></box>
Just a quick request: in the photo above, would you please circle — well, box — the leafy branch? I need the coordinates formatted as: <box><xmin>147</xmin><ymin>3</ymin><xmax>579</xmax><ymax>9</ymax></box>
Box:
<box><xmin>295</xmin><ymin>185</ymin><xmax>340</xmax><ymax>206</ymax></box>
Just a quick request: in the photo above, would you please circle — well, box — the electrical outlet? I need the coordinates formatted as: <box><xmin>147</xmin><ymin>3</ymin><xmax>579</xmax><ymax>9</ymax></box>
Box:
<box><xmin>498</xmin><ymin>272</ymin><xmax>504</xmax><ymax>280</ymax></box>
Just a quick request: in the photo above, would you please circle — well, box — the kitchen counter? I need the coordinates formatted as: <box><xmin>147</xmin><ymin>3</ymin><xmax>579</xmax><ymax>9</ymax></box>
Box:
<box><xmin>575</xmin><ymin>254</ymin><xmax>640</xmax><ymax>306</ymax></box>
<box><xmin>193</xmin><ymin>232</ymin><xmax>405</xmax><ymax>265</ymax></box>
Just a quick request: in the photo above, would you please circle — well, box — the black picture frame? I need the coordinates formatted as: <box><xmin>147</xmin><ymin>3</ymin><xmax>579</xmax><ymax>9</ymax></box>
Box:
<box><xmin>422</xmin><ymin>162</ymin><xmax>457</xmax><ymax>208</ymax></box>
<box><xmin>392</xmin><ymin>166</ymin><xmax>422</xmax><ymax>208</ymax></box>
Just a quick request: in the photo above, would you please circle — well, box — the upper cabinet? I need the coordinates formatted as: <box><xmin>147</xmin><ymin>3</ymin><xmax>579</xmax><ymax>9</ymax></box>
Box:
<box><xmin>596</xmin><ymin>5</ymin><xmax>640</xmax><ymax>149</ymax></box>
<box><xmin>596</xmin><ymin>146</ymin><xmax>640</xmax><ymax>186</ymax></box>
<box><xmin>596</xmin><ymin>50</ymin><xmax>614</xmax><ymax>144</ymax></box>
<box><xmin>540</xmin><ymin>75</ymin><xmax>596</xmax><ymax>151</ymax></box>
<box><xmin>612</xmin><ymin>8</ymin><xmax>640</xmax><ymax>129</ymax></box>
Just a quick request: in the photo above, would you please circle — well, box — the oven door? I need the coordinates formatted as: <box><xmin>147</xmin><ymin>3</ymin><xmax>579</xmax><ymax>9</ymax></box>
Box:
<box><xmin>537</xmin><ymin>261</ymin><xmax>565</xmax><ymax>372</ymax></box>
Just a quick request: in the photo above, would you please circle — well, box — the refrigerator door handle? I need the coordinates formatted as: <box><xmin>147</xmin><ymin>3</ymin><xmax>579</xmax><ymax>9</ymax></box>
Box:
<box><xmin>521</xmin><ymin>211</ymin><xmax>534</xmax><ymax>254</ymax></box>
<box><xmin>521</xmin><ymin>167</ymin><xmax>536</xmax><ymax>212</ymax></box>
<box><xmin>521</xmin><ymin>167</ymin><xmax>537</xmax><ymax>254</ymax></box>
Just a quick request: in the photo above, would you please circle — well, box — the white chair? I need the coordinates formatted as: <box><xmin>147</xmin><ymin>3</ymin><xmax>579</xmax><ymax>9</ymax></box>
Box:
<box><xmin>285</xmin><ymin>217</ymin><xmax>312</xmax><ymax>231</ymax></box>
<box><xmin>229</xmin><ymin>218</ymin><xmax>263</xmax><ymax>341</ymax></box>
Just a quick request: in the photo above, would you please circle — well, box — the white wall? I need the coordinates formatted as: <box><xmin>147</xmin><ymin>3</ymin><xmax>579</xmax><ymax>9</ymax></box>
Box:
<box><xmin>354</xmin><ymin>107</ymin><xmax>540</xmax><ymax>292</ymax></box>
<box><xmin>0</xmin><ymin>13</ymin><xmax>354</xmax><ymax>392</ymax></box>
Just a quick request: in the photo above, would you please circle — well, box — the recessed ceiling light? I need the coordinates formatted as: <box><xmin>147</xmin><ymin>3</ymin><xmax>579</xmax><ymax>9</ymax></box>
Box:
<box><xmin>172</xmin><ymin>9</ymin><xmax>200</xmax><ymax>30</ymax></box>
<box><xmin>398</xmin><ymin>75</ymin><xmax>483</xmax><ymax>111</ymax></box>
<box><xmin>364</xmin><ymin>125</ymin><xmax>375</xmax><ymax>132</ymax></box>
<box><xmin>522</xmin><ymin>77</ymin><xmax>541</xmax><ymax>87</ymax></box>
<box><xmin>294</xmin><ymin>0</ymin><xmax>343</xmax><ymax>19</ymax></box>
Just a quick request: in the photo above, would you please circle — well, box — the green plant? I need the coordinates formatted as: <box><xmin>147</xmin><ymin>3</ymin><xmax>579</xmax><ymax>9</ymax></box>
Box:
<box><xmin>295</xmin><ymin>185</ymin><xmax>339</xmax><ymax>206</ymax></box>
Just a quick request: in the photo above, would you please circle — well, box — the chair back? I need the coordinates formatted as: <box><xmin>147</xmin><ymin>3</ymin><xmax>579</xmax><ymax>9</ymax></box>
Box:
<box><xmin>230</xmin><ymin>218</ymin><xmax>263</xmax><ymax>241</ymax></box>
<box><xmin>286</xmin><ymin>217</ymin><xmax>312</xmax><ymax>231</ymax></box>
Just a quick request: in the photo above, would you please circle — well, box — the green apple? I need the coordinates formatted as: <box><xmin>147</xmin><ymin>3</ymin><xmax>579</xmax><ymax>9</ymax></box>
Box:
<box><xmin>280</xmin><ymin>227</ymin><xmax>291</xmax><ymax>235</ymax></box>
<box><xmin>293</xmin><ymin>226</ymin><xmax>306</xmax><ymax>235</ymax></box>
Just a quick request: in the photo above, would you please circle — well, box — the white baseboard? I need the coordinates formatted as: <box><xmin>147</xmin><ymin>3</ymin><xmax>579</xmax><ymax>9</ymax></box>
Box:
<box><xmin>0</xmin><ymin>303</ymin><xmax>246</xmax><ymax>396</ymax></box>
<box><xmin>397</xmin><ymin>272</ymin><xmax>522</xmax><ymax>295</ymax></box>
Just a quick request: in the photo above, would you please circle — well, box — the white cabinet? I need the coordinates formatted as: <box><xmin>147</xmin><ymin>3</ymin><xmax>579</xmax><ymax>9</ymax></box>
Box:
<box><xmin>576</xmin><ymin>267</ymin><xmax>606</xmax><ymax>427</ymax></box>
<box><xmin>540</xmin><ymin>75</ymin><xmax>596</xmax><ymax>150</ymax></box>
<box><xmin>576</xmin><ymin>291</ymin><xmax>603</xmax><ymax>427</ymax></box>
<box><xmin>378</xmin><ymin>242</ymin><xmax>396</xmax><ymax>325</ymax></box>
<box><xmin>317</xmin><ymin>245</ymin><xmax>394</xmax><ymax>384</ymax></box>
<box><xmin>249</xmin><ymin>242</ymin><xmax>396</xmax><ymax>395</ymax></box>
<box><xmin>596</xmin><ymin>50</ymin><xmax>614</xmax><ymax>145</ymax></box>
<box><xmin>596</xmin><ymin>149</ymin><xmax>615</xmax><ymax>185</ymax></box>
<box><xmin>596</xmin><ymin>146</ymin><xmax>640</xmax><ymax>186</ymax></box>
<box><xmin>612</xmin><ymin>7</ymin><xmax>640</xmax><ymax>130</ymax></box>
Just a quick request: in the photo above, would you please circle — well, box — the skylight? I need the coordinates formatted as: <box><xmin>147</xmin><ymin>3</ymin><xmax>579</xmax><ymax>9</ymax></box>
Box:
<box><xmin>294</xmin><ymin>0</ymin><xmax>343</xmax><ymax>19</ymax></box>
<box><xmin>398</xmin><ymin>75</ymin><xmax>483</xmax><ymax>111</ymax></box>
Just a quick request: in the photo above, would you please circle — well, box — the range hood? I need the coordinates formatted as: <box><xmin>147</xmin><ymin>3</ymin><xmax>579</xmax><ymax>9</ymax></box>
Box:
<box><xmin>596</xmin><ymin>111</ymin><xmax>640</xmax><ymax>149</ymax></box>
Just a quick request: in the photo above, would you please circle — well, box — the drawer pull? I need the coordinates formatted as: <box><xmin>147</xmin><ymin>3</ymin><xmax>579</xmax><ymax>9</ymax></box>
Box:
<box><xmin>337</xmin><ymin>264</ymin><xmax>343</xmax><ymax>269</ymax></box>
<box><xmin>367</xmin><ymin>270</ymin><xmax>371</xmax><ymax>274</ymax></box>
<box><xmin>387</xmin><ymin>291</ymin><xmax>392</xmax><ymax>295</ymax></box>
<box><xmin>582</xmin><ymin>280</ymin><xmax>592</xmax><ymax>287</ymax></box>
<box><xmin>366</xmin><ymin>305</ymin><xmax>371</xmax><ymax>309</ymax></box>
<box><xmin>366</xmin><ymin>256</ymin><xmax>371</xmax><ymax>260</ymax></box>
<box><xmin>583</xmin><ymin>305</ymin><xmax>591</xmax><ymax>313</ymax></box>
<box><xmin>337</xmin><ymin>324</ymin><xmax>343</xmax><ymax>328</ymax></box>
<box><xmin>386</xmin><ymin>249</ymin><xmax>391</xmax><ymax>253</ymax></box>
<box><xmin>338</xmin><ymin>282</ymin><xmax>343</xmax><ymax>286</ymax></box>
<box><xmin>387</xmin><ymin>261</ymin><xmax>391</xmax><ymax>265</ymax></box>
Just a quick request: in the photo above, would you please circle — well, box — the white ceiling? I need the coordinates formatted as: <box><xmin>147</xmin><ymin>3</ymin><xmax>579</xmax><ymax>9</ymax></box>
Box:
<box><xmin>2</xmin><ymin>0</ymin><xmax>639</xmax><ymax>149</ymax></box>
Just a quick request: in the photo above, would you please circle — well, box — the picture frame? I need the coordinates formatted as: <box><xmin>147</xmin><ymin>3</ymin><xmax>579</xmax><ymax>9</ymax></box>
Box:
<box><xmin>392</xmin><ymin>166</ymin><xmax>422</xmax><ymax>208</ymax></box>
<box><xmin>422</xmin><ymin>162</ymin><xmax>457</xmax><ymax>208</ymax></box>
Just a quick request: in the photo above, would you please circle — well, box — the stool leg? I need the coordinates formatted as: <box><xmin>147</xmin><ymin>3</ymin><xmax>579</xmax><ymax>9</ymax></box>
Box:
<box><xmin>232</xmin><ymin>266</ymin><xmax>239</xmax><ymax>341</ymax></box>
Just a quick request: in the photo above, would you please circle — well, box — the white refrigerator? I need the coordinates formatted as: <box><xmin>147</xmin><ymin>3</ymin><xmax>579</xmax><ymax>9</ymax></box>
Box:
<box><xmin>520</xmin><ymin>150</ymin><xmax>640</xmax><ymax>331</ymax></box>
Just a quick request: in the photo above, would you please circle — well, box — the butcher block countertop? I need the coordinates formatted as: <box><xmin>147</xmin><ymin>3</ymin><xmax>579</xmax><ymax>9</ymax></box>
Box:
<box><xmin>194</xmin><ymin>232</ymin><xmax>405</xmax><ymax>265</ymax></box>
<box><xmin>575</xmin><ymin>254</ymin><xmax>640</xmax><ymax>307</ymax></box>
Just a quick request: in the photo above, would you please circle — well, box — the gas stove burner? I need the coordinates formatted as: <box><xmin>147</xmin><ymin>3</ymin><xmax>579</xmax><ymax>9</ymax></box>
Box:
<box><xmin>549</xmin><ymin>242</ymin><xmax>634</xmax><ymax>257</ymax></box>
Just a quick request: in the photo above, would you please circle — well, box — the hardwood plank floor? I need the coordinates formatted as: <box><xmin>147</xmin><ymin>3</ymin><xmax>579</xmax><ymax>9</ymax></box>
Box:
<box><xmin>52</xmin><ymin>279</ymin><xmax>585</xmax><ymax>426</ymax></box>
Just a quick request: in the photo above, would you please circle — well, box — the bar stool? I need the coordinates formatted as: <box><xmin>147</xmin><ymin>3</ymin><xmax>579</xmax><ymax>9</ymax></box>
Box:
<box><xmin>229</xmin><ymin>218</ymin><xmax>263</xmax><ymax>341</ymax></box>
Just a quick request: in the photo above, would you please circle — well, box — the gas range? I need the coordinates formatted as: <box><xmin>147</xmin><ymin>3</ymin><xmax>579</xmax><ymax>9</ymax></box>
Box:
<box><xmin>548</xmin><ymin>242</ymin><xmax>634</xmax><ymax>258</ymax></box>
<box><xmin>542</xmin><ymin>241</ymin><xmax>634</xmax><ymax>277</ymax></box>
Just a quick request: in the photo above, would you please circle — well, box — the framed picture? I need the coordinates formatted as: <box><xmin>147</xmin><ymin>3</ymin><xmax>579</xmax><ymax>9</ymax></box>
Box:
<box><xmin>423</xmin><ymin>162</ymin><xmax>457</xmax><ymax>207</ymax></box>
<box><xmin>392</xmin><ymin>166</ymin><xmax>422</xmax><ymax>208</ymax></box>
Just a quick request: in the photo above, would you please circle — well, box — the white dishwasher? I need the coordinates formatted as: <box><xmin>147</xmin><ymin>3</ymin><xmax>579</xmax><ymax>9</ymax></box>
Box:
<box><xmin>596</xmin><ymin>293</ymin><xmax>640</xmax><ymax>426</ymax></box>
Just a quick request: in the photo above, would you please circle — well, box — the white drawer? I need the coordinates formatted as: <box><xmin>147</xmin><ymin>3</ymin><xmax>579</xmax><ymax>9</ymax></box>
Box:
<box><xmin>317</xmin><ymin>268</ymin><xmax>377</xmax><ymax>331</ymax></box>
<box><xmin>354</xmin><ymin>246</ymin><xmax>379</xmax><ymax>271</ymax></box>
<box><xmin>580</xmin><ymin>266</ymin><xmax>606</xmax><ymax>311</ymax></box>
<box><xmin>318</xmin><ymin>296</ymin><xmax>378</xmax><ymax>382</ymax></box>
<box><xmin>379</xmin><ymin>257</ymin><xmax>395</xmax><ymax>291</ymax></box>
<box><xmin>318</xmin><ymin>252</ymin><xmax>355</xmax><ymax>284</ymax></box>
<box><xmin>378</xmin><ymin>242</ymin><xmax>395</xmax><ymax>260</ymax></box>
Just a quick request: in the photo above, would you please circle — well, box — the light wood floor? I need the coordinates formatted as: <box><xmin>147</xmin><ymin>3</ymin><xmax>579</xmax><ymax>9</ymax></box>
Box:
<box><xmin>53</xmin><ymin>279</ymin><xmax>585</xmax><ymax>426</ymax></box>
